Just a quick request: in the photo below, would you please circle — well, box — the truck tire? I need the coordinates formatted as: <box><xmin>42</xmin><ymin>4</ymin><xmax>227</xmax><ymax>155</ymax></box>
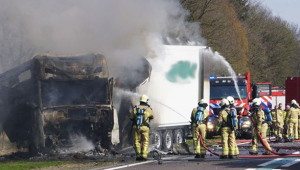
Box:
<box><xmin>162</xmin><ymin>130</ymin><xmax>173</xmax><ymax>151</ymax></box>
<box><xmin>173</xmin><ymin>129</ymin><xmax>184</xmax><ymax>143</ymax></box>
<box><xmin>151</xmin><ymin>131</ymin><xmax>162</xmax><ymax>150</ymax></box>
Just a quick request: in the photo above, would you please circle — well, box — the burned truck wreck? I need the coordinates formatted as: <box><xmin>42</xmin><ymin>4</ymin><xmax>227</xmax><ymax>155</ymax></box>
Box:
<box><xmin>0</xmin><ymin>53</ymin><xmax>118</xmax><ymax>155</ymax></box>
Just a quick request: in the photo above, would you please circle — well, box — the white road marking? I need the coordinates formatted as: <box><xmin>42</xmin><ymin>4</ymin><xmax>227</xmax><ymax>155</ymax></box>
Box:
<box><xmin>102</xmin><ymin>155</ymin><xmax>187</xmax><ymax>170</ymax></box>
<box><xmin>258</xmin><ymin>158</ymin><xmax>283</xmax><ymax>166</ymax></box>
<box><xmin>281</xmin><ymin>158</ymin><xmax>300</xmax><ymax>167</ymax></box>
<box><xmin>103</xmin><ymin>161</ymin><xmax>155</xmax><ymax>170</ymax></box>
<box><xmin>245</xmin><ymin>168</ymin><xmax>281</xmax><ymax>170</ymax></box>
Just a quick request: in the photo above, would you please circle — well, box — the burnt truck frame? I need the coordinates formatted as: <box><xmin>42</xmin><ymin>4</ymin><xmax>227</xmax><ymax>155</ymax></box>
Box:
<box><xmin>0</xmin><ymin>53</ymin><xmax>118</xmax><ymax>155</ymax></box>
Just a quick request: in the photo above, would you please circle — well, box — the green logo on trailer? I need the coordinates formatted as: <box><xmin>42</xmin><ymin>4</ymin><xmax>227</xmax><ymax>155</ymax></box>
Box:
<box><xmin>166</xmin><ymin>61</ymin><xmax>197</xmax><ymax>83</ymax></box>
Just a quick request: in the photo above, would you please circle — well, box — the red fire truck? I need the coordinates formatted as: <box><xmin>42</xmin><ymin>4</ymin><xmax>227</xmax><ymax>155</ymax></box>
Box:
<box><xmin>272</xmin><ymin>86</ymin><xmax>285</xmax><ymax>109</ymax></box>
<box><xmin>285</xmin><ymin>77</ymin><xmax>300</xmax><ymax>105</ymax></box>
<box><xmin>207</xmin><ymin>72</ymin><xmax>272</xmax><ymax>138</ymax></box>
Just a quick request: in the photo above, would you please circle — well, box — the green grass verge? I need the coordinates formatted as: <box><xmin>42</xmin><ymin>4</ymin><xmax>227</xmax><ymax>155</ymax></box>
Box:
<box><xmin>0</xmin><ymin>161</ymin><xmax>65</xmax><ymax>170</ymax></box>
<box><xmin>185</xmin><ymin>139</ymin><xmax>193</xmax><ymax>145</ymax></box>
<box><xmin>186</xmin><ymin>135</ymin><xmax>222</xmax><ymax>146</ymax></box>
<box><xmin>0</xmin><ymin>160</ymin><xmax>116</xmax><ymax>170</ymax></box>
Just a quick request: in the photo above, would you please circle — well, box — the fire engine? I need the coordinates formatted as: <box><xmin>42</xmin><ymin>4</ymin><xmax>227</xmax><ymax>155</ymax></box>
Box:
<box><xmin>285</xmin><ymin>77</ymin><xmax>300</xmax><ymax>106</ymax></box>
<box><xmin>271</xmin><ymin>86</ymin><xmax>285</xmax><ymax>109</ymax></box>
<box><xmin>207</xmin><ymin>72</ymin><xmax>272</xmax><ymax>139</ymax></box>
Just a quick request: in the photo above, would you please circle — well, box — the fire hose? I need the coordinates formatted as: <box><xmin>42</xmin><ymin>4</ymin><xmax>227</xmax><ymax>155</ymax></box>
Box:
<box><xmin>250</xmin><ymin>117</ymin><xmax>300</xmax><ymax>156</ymax></box>
<box><xmin>198</xmin><ymin>120</ymin><xmax>300</xmax><ymax>158</ymax></box>
<box><xmin>199</xmin><ymin>133</ymin><xmax>220</xmax><ymax>157</ymax></box>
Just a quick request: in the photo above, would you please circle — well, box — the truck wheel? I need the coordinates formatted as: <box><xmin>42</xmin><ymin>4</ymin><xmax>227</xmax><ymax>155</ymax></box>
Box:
<box><xmin>151</xmin><ymin>131</ymin><xmax>162</xmax><ymax>150</ymax></box>
<box><xmin>162</xmin><ymin>130</ymin><xmax>173</xmax><ymax>151</ymax></box>
<box><xmin>173</xmin><ymin>129</ymin><xmax>184</xmax><ymax>143</ymax></box>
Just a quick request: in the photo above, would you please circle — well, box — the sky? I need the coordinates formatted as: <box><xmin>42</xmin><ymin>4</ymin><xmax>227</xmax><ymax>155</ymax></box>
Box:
<box><xmin>260</xmin><ymin>0</ymin><xmax>300</xmax><ymax>26</ymax></box>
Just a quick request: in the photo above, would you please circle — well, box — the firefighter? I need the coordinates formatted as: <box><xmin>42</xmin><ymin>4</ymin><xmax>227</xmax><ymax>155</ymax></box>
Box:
<box><xmin>130</xmin><ymin>94</ymin><xmax>154</xmax><ymax>161</ymax></box>
<box><xmin>286</xmin><ymin>99</ymin><xmax>299</xmax><ymax>141</ymax></box>
<box><xmin>270</xmin><ymin>103</ymin><xmax>284</xmax><ymax>142</ymax></box>
<box><xmin>191</xmin><ymin>99</ymin><xmax>209</xmax><ymax>158</ymax></box>
<box><xmin>278</xmin><ymin>103</ymin><xmax>286</xmax><ymax>120</ymax></box>
<box><xmin>278</xmin><ymin>103</ymin><xmax>290</xmax><ymax>140</ymax></box>
<box><xmin>249</xmin><ymin>98</ymin><xmax>271</xmax><ymax>155</ymax></box>
<box><xmin>226</xmin><ymin>96</ymin><xmax>239</xmax><ymax>157</ymax></box>
<box><xmin>215</xmin><ymin>98</ymin><xmax>238</xmax><ymax>159</ymax></box>
<box><xmin>284</xmin><ymin>105</ymin><xmax>291</xmax><ymax>141</ymax></box>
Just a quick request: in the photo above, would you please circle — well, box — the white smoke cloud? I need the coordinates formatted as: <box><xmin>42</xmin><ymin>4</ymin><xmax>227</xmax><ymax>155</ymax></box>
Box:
<box><xmin>0</xmin><ymin>0</ymin><xmax>206</xmax><ymax>74</ymax></box>
<box><xmin>0</xmin><ymin>1</ymin><xmax>208</xmax><ymax>149</ymax></box>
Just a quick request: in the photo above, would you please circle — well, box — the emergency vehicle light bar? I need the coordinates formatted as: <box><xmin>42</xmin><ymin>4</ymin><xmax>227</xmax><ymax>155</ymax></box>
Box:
<box><xmin>210</xmin><ymin>75</ymin><xmax>246</xmax><ymax>79</ymax></box>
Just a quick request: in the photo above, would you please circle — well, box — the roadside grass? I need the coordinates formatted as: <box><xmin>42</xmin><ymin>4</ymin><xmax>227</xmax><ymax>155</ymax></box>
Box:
<box><xmin>0</xmin><ymin>161</ymin><xmax>115</xmax><ymax>170</ymax></box>
<box><xmin>206</xmin><ymin>135</ymin><xmax>221</xmax><ymax>146</ymax></box>
<box><xmin>0</xmin><ymin>161</ymin><xmax>65</xmax><ymax>170</ymax></box>
<box><xmin>185</xmin><ymin>135</ymin><xmax>222</xmax><ymax>146</ymax></box>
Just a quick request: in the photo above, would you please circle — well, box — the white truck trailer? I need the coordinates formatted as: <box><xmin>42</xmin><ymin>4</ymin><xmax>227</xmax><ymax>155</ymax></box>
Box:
<box><xmin>136</xmin><ymin>45</ymin><xmax>211</xmax><ymax>151</ymax></box>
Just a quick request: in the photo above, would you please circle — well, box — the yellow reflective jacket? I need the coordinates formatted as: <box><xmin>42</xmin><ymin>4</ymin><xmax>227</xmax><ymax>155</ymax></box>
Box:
<box><xmin>270</xmin><ymin>109</ymin><xmax>283</xmax><ymax>127</ymax></box>
<box><xmin>287</xmin><ymin>107</ymin><xmax>299</xmax><ymax>123</ymax></box>
<box><xmin>252</xmin><ymin>109</ymin><xmax>265</xmax><ymax>130</ymax></box>
<box><xmin>215</xmin><ymin>107</ymin><xmax>230</xmax><ymax>131</ymax></box>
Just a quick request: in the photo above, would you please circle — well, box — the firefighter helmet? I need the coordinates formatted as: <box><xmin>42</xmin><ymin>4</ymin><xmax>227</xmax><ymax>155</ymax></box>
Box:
<box><xmin>199</xmin><ymin>99</ymin><xmax>208</xmax><ymax>105</ymax></box>
<box><xmin>140</xmin><ymin>94</ymin><xmax>149</xmax><ymax>103</ymax></box>
<box><xmin>252</xmin><ymin>98</ymin><xmax>261</xmax><ymax>106</ymax></box>
<box><xmin>220</xmin><ymin>98</ymin><xmax>229</xmax><ymax>107</ymax></box>
<box><xmin>226</xmin><ymin>96</ymin><xmax>234</xmax><ymax>105</ymax></box>
<box><xmin>198</xmin><ymin>99</ymin><xmax>208</xmax><ymax>107</ymax></box>
<box><xmin>291</xmin><ymin>99</ymin><xmax>297</xmax><ymax>105</ymax></box>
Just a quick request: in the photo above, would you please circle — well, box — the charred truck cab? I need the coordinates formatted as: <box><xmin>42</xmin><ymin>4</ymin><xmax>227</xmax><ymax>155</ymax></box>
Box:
<box><xmin>0</xmin><ymin>53</ymin><xmax>117</xmax><ymax>155</ymax></box>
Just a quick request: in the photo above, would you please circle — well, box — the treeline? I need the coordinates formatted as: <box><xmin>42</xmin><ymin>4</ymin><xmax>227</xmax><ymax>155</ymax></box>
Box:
<box><xmin>181</xmin><ymin>0</ymin><xmax>300</xmax><ymax>87</ymax></box>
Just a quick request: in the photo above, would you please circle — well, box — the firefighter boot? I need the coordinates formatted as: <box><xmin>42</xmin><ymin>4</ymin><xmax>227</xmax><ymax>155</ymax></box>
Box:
<box><xmin>220</xmin><ymin>155</ymin><xmax>228</xmax><ymax>159</ymax></box>
<box><xmin>200</xmin><ymin>154</ymin><xmax>206</xmax><ymax>158</ymax></box>
<box><xmin>141</xmin><ymin>158</ymin><xmax>147</xmax><ymax>161</ymax></box>
<box><xmin>249</xmin><ymin>151</ymin><xmax>258</xmax><ymax>155</ymax></box>
<box><xmin>195</xmin><ymin>154</ymin><xmax>201</xmax><ymax>158</ymax></box>
<box><xmin>228</xmin><ymin>155</ymin><xmax>238</xmax><ymax>159</ymax></box>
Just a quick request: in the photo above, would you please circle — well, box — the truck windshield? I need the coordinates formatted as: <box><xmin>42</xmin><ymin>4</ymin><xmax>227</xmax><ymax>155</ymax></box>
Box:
<box><xmin>210</xmin><ymin>85</ymin><xmax>247</xmax><ymax>100</ymax></box>
<box><xmin>41</xmin><ymin>80</ymin><xmax>109</xmax><ymax>107</ymax></box>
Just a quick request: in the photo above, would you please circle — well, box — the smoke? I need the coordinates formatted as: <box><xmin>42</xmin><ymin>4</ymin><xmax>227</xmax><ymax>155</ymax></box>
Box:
<box><xmin>0</xmin><ymin>0</ymin><xmax>245</xmax><ymax>151</ymax></box>
<box><xmin>66</xmin><ymin>135</ymin><xmax>95</xmax><ymax>153</ymax></box>
<box><xmin>0</xmin><ymin>0</ymin><xmax>205</xmax><ymax>74</ymax></box>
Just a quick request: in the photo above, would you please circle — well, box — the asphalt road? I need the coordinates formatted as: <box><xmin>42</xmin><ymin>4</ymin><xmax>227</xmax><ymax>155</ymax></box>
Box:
<box><xmin>90</xmin><ymin>141</ymin><xmax>300</xmax><ymax>170</ymax></box>
<box><xmin>90</xmin><ymin>154</ymin><xmax>300</xmax><ymax>170</ymax></box>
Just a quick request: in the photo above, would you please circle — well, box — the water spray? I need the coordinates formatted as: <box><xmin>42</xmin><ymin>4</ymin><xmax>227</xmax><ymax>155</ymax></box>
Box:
<box><xmin>207</xmin><ymin>48</ymin><xmax>244</xmax><ymax>104</ymax></box>
<box><xmin>151</xmin><ymin>98</ymin><xmax>190</xmax><ymax>122</ymax></box>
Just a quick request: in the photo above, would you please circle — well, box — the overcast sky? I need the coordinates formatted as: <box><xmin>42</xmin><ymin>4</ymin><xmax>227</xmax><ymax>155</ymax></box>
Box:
<box><xmin>260</xmin><ymin>0</ymin><xmax>300</xmax><ymax>26</ymax></box>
